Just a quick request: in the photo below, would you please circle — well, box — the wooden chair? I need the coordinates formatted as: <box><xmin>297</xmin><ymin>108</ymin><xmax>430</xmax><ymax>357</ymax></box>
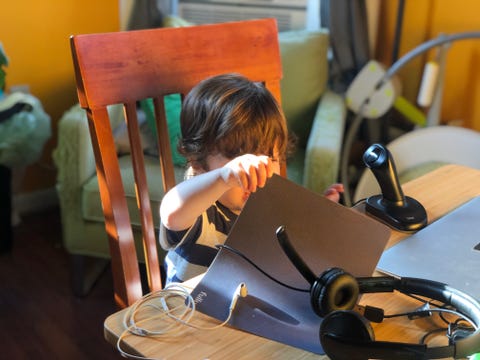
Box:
<box><xmin>70</xmin><ymin>18</ymin><xmax>284</xmax><ymax>308</ymax></box>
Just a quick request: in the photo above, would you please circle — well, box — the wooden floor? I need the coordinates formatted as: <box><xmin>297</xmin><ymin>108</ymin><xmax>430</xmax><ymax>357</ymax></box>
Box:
<box><xmin>0</xmin><ymin>207</ymin><xmax>121</xmax><ymax>359</ymax></box>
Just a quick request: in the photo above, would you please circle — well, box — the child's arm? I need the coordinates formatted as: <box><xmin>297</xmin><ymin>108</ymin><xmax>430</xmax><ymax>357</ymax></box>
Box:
<box><xmin>160</xmin><ymin>154</ymin><xmax>274</xmax><ymax>231</ymax></box>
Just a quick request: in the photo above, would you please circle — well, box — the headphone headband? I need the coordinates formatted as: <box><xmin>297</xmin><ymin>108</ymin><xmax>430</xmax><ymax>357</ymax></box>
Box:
<box><xmin>358</xmin><ymin>276</ymin><xmax>480</xmax><ymax>328</ymax></box>
<box><xmin>276</xmin><ymin>226</ymin><xmax>480</xmax><ymax>359</ymax></box>
<box><xmin>320</xmin><ymin>275</ymin><xmax>480</xmax><ymax>359</ymax></box>
<box><xmin>321</xmin><ymin>327</ymin><xmax>432</xmax><ymax>360</ymax></box>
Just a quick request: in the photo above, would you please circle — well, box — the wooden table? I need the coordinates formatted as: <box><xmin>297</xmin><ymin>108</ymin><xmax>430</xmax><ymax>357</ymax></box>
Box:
<box><xmin>104</xmin><ymin>164</ymin><xmax>480</xmax><ymax>359</ymax></box>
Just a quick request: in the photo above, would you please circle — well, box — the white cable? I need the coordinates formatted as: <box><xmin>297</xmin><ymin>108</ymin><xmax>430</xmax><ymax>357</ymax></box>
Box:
<box><xmin>117</xmin><ymin>282</ymin><xmax>247</xmax><ymax>360</ymax></box>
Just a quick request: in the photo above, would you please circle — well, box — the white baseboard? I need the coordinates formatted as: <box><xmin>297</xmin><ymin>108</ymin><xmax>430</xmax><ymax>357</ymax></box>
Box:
<box><xmin>13</xmin><ymin>187</ymin><xmax>59</xmax><ymax>214</ymax></box>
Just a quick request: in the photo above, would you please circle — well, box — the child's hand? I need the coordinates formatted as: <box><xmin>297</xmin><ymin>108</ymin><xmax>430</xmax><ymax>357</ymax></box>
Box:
<box><xmin>324</xmin><ymin>183</ymin><xmax>344</xmax><ymax>203</ymax></box>
<box><xmin>220</xmin><ymin>154</ymin><xmax>275</xmax><ymax>192</ymax></box>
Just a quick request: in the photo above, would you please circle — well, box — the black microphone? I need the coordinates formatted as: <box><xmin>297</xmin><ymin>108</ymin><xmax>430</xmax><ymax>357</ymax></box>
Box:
<box><xmin>276</xmin><ymin>225</ymin><xmax>317</xmax><ymax>285</ymax></box>
<box><xmin>362</xmin><ymin>144</ymin><xmax>427</xmax><ymax>232</ymax></box>
<box><xmin>275</xmin><ymin>226</ymin><xmax>385</xmax><ymax>323</ymax></box>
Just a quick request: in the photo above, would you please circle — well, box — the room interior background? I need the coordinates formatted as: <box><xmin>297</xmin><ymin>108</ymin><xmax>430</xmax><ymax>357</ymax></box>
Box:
<box><xmin>0</xmin><ymin>0</ymin><xmax>479</xmax><ymax>212</ymax></box>
<box><xmin>0</xmin><ymin>0</ymin><xmax>119</xmax><ymax>212</ymax></box>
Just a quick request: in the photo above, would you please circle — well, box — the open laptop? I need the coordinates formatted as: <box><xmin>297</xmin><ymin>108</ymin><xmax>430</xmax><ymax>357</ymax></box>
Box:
<box><xmin>191</xmin><ymin>174</ymin><xmax>391</xmax><ymax>354</ymax></box>
<box><xmin>377</xmin><ymin>196</ymin><xmax>480</xmax><ymax>300</ymax></box>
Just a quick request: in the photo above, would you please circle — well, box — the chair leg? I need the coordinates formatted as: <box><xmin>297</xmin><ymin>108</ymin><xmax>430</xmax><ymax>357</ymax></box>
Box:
<box><xmin>71</xmin><ymin>254</ymin><xmax>110</xmax><ymax>297</ymax></box>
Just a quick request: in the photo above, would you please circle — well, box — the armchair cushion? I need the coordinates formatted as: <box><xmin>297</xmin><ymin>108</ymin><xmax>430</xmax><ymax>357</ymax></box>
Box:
<box><xmin>82</xmin><ymin>155</ymin><xmax>185</xmax><ymax>227</ymax></box>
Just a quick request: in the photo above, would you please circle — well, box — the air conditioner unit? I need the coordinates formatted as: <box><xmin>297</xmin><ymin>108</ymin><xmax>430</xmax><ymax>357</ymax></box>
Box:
<box><xmin>178</xmin><ymin>0</ymin><xmax>308</xmax><ymax>32</ymax></box>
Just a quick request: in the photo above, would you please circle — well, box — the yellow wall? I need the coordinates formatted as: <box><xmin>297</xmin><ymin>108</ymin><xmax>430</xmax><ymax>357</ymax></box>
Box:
<box><xmin>376</xmin><ymin>0</ymin><xmax>480</xmax><ymax>130</ymax></box>
<box><xmin>0</xmin><ymin>0</ymin><xmax>119</xmax><ymax>192</ymax></box>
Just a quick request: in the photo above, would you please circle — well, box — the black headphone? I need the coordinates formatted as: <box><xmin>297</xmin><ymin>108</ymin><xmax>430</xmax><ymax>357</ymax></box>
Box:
<box><xmin>276</xmin><ymin>225</ymin><xmax>480</xmax><ymax>359</ymax></box>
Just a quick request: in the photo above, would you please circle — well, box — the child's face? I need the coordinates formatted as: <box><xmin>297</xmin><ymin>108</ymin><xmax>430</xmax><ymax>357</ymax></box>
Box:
<box><xmin>206</xmin><ymin>151</ymin><xmax>281</xmax><ymax>214</ymax></box>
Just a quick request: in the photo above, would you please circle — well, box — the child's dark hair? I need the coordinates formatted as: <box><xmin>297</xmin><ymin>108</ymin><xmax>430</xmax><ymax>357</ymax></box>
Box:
<box><xmin>178</xmin><ymin>73</ymin><xmax>289</xmax><ymax>171</ymax></box>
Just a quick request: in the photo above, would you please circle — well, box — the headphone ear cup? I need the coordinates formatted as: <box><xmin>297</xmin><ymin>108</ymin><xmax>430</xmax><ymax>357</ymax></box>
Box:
<box><xmin>320</xmin><ymin>310</ymin><xmax>375</xmax><ymax>360</ymax></box>
<box><xmin>310</xmin><ymin>267</ymin><xmax>359</xmax><ymax>317</ymax></box>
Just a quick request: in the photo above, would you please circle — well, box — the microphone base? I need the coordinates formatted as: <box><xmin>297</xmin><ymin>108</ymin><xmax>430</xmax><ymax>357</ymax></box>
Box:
<box><xmin>365</xmin><ymin>195</ymin><xmax>428</xmax><ymax>232</ymax></box>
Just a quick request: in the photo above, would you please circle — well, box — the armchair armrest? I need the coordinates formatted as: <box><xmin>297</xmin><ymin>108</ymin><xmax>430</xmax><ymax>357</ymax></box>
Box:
<box><xmin>303</xmin><ymin>90</ymin><xmax>346</xmax><ymax>194</ymax></box>
<box><xmin>53</xmin><ymin>104</ymin><xmax>96</xmax><ymax>192</ymax></box>
<box><xmin>53</xmin><ymin>104</ymin><xmax>97</xmax><ymax>249</ymax></box>
<box><xmin>53</xmin><ymin>103</ymin><xmax>125</xmax><ymax>189</ymax></box>
<box><xmin>53</xmin><ymin>103</ymin><xmax>125</xmax><ymax>252</ymax></box>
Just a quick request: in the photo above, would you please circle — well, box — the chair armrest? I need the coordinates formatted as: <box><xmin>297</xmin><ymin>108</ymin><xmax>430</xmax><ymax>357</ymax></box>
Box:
<box><xmin>303</xmin><ymin>90</ymin><xmax>346</xmax><ymax>194</ymax></box>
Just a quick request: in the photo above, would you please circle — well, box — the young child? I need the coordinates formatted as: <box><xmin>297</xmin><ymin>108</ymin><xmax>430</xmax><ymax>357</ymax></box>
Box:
<box><xmin>159</xmin><ymin>73</ymin><xmax>343</xmax><ymax>284</ymax></box>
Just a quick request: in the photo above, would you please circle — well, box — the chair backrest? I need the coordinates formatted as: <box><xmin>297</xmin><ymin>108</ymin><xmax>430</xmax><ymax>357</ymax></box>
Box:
<box><xmin>70</xmin><ymin>18</ymin><xmax>283</xmax><ymax>308</ymax></box>
<box><xmin>353</xmin><ymin>126</ymin><xmax>480</xmax><ymax>202</ymax></box>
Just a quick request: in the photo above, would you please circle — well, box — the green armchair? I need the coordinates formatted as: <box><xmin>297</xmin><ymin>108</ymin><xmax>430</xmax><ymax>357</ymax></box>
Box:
<box><xmin>53</xmin><ymin>28</ymin><xmax>346</xmax><ymax>296</ymax></box>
